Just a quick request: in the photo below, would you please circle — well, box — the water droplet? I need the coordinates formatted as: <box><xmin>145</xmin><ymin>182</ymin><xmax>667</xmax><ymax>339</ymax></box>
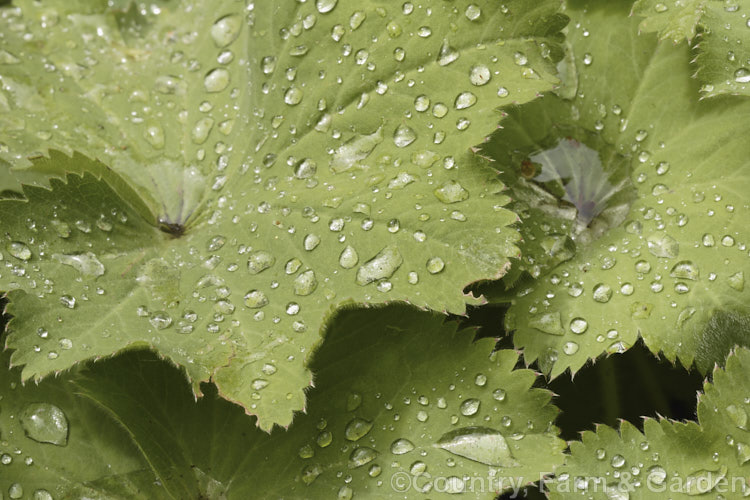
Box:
<box><xmin>285</xmin><ymin>258</ymin><xmax>302</xmax><ymax>274</ymax></box>
<box><xmin>529</xmin><ymin>312</ymin><xmax>564</xmax><ymax>335</ymax></box>
<box><xmin>426</xmin><ymin>257</ymin><xmax>445</xmax><ymax>274</ymax></box>
<box><xmin>8</xmin><ymin>484</ymin><xmax>23</xmax><ymax>500</ymax></box>
<box><xmin>339</xmin><ymin>246</ymin><xmax>359</xmax><ymax>269</ymax></box>
<box><xmin>593</xmin><ymin>283</ymin><xmax>612</xmax><ymax>303</ymax></box>
<box><xmin>211</xmin><ymin>15</ymin><xmax>242</xmax><ymax>47</ymax></box>
<box><xmin>330</xmin><ymin>127</ymin><xmax>384</xmax><ymax>173</ymax></box>
<box><xmin>316</xmin><ymin>0</ymin><xmax>338</xmax><ymax>14</ymax></box>
<box><xmin>465</xmin><ymin>4</ymin><xmax>482</xmax><ymax>21</ymax></box>
<box><xmin>298</xmin><ymin>444</ymin><xmax>314</xmax><ymax>459</ymax></box>
<box><xmin>684</xmin><ymin>466</ymin><xmax>727</xmax><ymax>495</ymax></box>
<box><xmin>391</xmin><ymin>438</ymin><xmax>415</xmax><ymax>455</ymax></box>
<box><xmin>647</xmin><ymin>233</ymin><xmax>679</xmax><ymax>258</ymax></box>
<box><xmin>434</xmin><ymin>181</ymin><xmax>469</xmax><ymax>204</ymax></box>
<box><xmin>348</xmin><ymin>446</ymin><xmax>378</xmax><ymax>469</ymax></box>
<box><xmin>454</xmin><ymin>91</ymin><xmax>477</xmax><ymax>110</ymax></box>
<box><xmin>393</xmin><ymin>124</ymin><xmax>417</xmax><ymax>148</ymax></box>
<box><xmin>21</xmin><ymin>403</ymin><xmax>68</xmax><ymax>446</ymax></box>
<box><xmin>669</xmin><ymin>261</ymin><xmax>699</xmax><ymax>281</ymax></box>
<box><xmin>204</xmin><ymin>68</ymin><xmax>230</xmax><ymax>93</ymax></box>
<box><xmin>346</xmin><ymin>392</ymin><xmax>362</xmax><ymax>411</ymax></box>
<box><xmin>293</xmin><ymin>270</ymin><xmax>318</xmax><ymax>296</ymax></box>
<box><xmin>734</xmin><ymin>68</ymin><xmax>750</xmax><ymax>83</ymax></box>
<box><xmin>52</xmin><ymin>252</ymin><xmax>105</xmax><ymax>278</ymax></box>
<box><xmin>284</xmin><ymin>86</ymin><xmax>304</xmax><ymax>106</ymax></box>
<box><xmin>244</xmin><ymin>290</ymin><xmax>269</xmax><ymax>308</ymax></box>
<box><xmin>316</xmin><ymin>430</ymin><xmax>332</xmax><ymax>447</ymax></box>
<box><xmin>149</xmin><ymin>311</ymin><xmax>172</xmax><ymax>330</ymax></box>
<box><xmin>460</xmin><ymin>398</ymin><xmax>480</xmax><ymax>416</ymax></box>
<box><xmin>7</xmin><ymin>241</ymin><xmax>31</xmax><ymax>261</ymax></box>
<box><xmin>635</xmin><ymin>260</ymin><xmax>652</xmax><ymax>273</ymax></box>
<box><xmin>247</xmin><ymin>251</ymin><xmax>275</xmax><ymax>274</ymax></box>
<box><xmin>59</xmin><ymin>295</ymin><xmax>76</xmax><ymax>309</ymax></box>
<box><xmin>647</xmin><ymin>465</ymin><xmax>667</xmax><ymax>485</ymax></box>
<box><xmin>570</xmin><ymin>318</ymin><xmax>588</xmax><ymax>334</ymax></box>
<box><xmin>493</xmin><ymin>389</ymin><xmax>506</xmax><ymax>401</ymax></box>
<box><xmin>301</xmin><ymin>464</ymin><xmax>323</xmax><ymax>485</ymax></box>
<box><xmin>437</xmin><ymin>40</ymin><xmax>460</xmax><ymax>66</ymax></box>
<box><xmin>356</xmin><ymin>245</ymin><xmax>403</xmax><ymax>285</ymax></box>
<box><xmin>303</xmin><ymin>234</ymin><xmax>321</xmax><ymax>251</ymax></box>
<box><xmin>729</xmin><ymin>271</ymin><xmax>745</xmax><ymax>291</ymax></box>
<box><xmin>470</xmin><ymin>65</ymin><xmax>491</xmax><ymax>86</ymax></box>
<box><xmin>435</xmin><ymin>427</ymin><xmax>519</xmax><ymax>466</ymax></box>
<box><xmin>563</xmin><ymin>341</ymin><xmax>579</xmax><ymax>355</ymax></box>
<box><xmin>726</xmin><ymin>404</ymin><xmax>748</xmax><ymax>430</ymax></box>
<box><xmin>345</xmin><ymin>418</ymin><xmax>373</xmax><ymax>441</ymax></box>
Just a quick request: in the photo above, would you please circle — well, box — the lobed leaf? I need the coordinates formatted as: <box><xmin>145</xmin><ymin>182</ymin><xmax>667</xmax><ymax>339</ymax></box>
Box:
<box><xmin>495</xmin><ymin>0</ymin><xmax>750</xmax><ymax>377</ymax></box>
<box><xmin>548</xmin><ymin>347</ymin><xmax>750</xmax><ymax>499</ymax></box>
<box><xmin>0</xmin><ymin>0</ymin><xmax>568</xmax><ymax>429</ymax></box>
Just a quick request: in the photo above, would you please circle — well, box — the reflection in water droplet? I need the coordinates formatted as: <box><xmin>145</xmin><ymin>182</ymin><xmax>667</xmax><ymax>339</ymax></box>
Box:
<box><xmin>7</xmin><ymin>241</ymin><xmax>32</xmax><ymax>260</ymax></box>
<box><xmin>244</xmin><ymin>290</ymin><xmax>269</xmax><ymax>308</ymax></box>
<box><xmin>247</xmin><ymin>251</ymin><xmax>275</xmax><ymax>274</ymax></box>
<box><xmin>316</xmin><ymin>0</ymin><xmax>338</xmax><ymax>14</ymax></box>
<box><xmin>426</xmin><ymin>257</ymin><xmax>445</xmax><ymax>274</ymax></box>
<box><xmin>434</xmin><ymin>181</ymin><xmax>469</xmax><ymax>203</ymax></box>
<box><xmin>339</xmin><ymin>246</ymin><xmax>359</xmax><ymax>269</ymax></box>
<box><xmin>647</xmin><ymin>233</ymin><xmax>679</xmax><ymax>258</ymax></box>
<box><xmin>21</xmin><ymin>403</ymin><xmax>69</xmax><ymax>446</ymax></box>
<box><xmin>592</xmin><ymin>283</ymin><xmax>612</xmax><ymax>303</ymax></box>
<box><xmin>204</xmin><ymin>68</ymin><xmax>230</xmax><ymax>93</ymax></box>
<box><xmin>301</xmin><ymin>463</ymin><xmax>323</xmax><ymax>485</ymax></box>
<box><xmin>435</xmin><ymin>427</ymin><xmax>518</xmax><ymax>466</ymax></box>
<box><xmin>393</xmin><ymin>124</ymin><xmax>417</xmax><ymax>148</ymax></box>
<box><xmin>470</xmin><ymin>65</ymin><xmax>491</xmax><ymax>86</ymax></box>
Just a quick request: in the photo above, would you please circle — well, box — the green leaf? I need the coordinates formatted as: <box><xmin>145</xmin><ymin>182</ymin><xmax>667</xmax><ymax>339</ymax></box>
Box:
<box><xmin>632</xmin><ymin>0</ymin><xmax>750</xmax><ymax>97</ymax></box>
<box><xmin>0</xmin><ymin>0</ymin><xmax>568</xmax><ymax>429</ymax></box>
<box><xmin>0</xmin><ymin>349</ymin><xmax>168</xmax><ymax>499</ymax></box>
<box><xmin>497</xmin><ymin>0</ymin><xmax>750</xmax><ymax>377</ymax></box>
<box><xmin>71</xmin><ymin>306</ymin><xmax>565</xmax><ymax>498</ymax></box>
<box><xmin>547</xmin><ymin>347</ymin><xmax>750</xmax><ymax>499</ymax></box>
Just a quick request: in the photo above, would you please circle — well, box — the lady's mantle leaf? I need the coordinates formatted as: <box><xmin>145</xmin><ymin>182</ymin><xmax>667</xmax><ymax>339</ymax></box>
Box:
<box><xmin>0</xmin><ymin>0</ymin><xmax>567</xmax><ymax>429</ymax></box>
<box><xmin>0</xmin><ymin>349</ymin><xmax>168</xmax><ymax>499</ymax></box>
<box><xmin>633</xmin><ymin>0</ymin><xmax>750</xmax><ymax>97</ymax></box>
<box><xmin>501</xmin><ymin>0</ymin><xmax>750</xmax><ymax>377</ymax></box>
<box><xmin>548</xmin><ymin>348</ymin><xmax>750</xmax><ymax>499</ymax></box>
<box><xmin>71</xmin><ymin>307</ymin><xmax>564</xmax><ymax>498</ymax></box>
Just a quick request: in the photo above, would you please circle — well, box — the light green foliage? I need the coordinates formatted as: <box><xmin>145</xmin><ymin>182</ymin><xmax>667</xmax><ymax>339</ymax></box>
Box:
<box><xmin>548</xmin><ymin>348</ymin><xmax>750</xmax><ymax>499</ymax></box>
<box><xmin>502</xmin><ymin>0</ymin><xmax>750</xmax><ymax>377</ymax></box>
<box><xmin>0</xmin><ymin>0</ymin><xmax>568</xmax><ymax>429</ymax></box>
<box><xmin>633</xmin><ymin>0</ymin><xmax>750</xmax><ymax>97</ymax></box>
<box><xmin>1</xmin><ymin>307</ymin><xmax>565</xmax><ymax>498</ymax></box>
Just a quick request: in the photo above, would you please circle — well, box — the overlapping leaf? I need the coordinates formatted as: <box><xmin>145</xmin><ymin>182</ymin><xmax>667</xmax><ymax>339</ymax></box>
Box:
<box><xmin>0</xmin><ymin>348</ymin><xmax>167</xmax><ymax>499</ymax></box>
<box><xmin>548</xmin><ymin>347</ymin><xmax>750</xmax><ymax>499</ymax></box>
<box><xmin>633</xmin><ymin>0</ymin><xmax>750</xmax><ymax>98</ymax></box>
<box><xmin>2</xmin><ymin>307</ymin><xmax>565</xmax><ymax>498</ymax></box>
<box><xmin>0</xmin><ymin>0</ymin><xmax>568</xmax><ymax>429</ymax></box>
<box><xmin>491</xmin><ymin>0</ymin><xmax>750</xmax><ymax>377</ymax></box>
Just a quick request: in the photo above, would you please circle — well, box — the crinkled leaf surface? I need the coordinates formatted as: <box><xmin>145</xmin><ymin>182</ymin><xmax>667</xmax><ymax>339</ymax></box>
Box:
<box><xmin>0</xmin><ymin>348</ymin><xmax>168</xmax><ymax>499</ymax></box>
<box><xmin>632</xmin><ymin>0</ymin><xmax>750</xmax><ymax>98</ymax></box>
<box><xmin>0</xmin><ymin>0</ymin><xmax>567</xmax><ymax>429</ymax></box>
<box><xmin>7</xmin><ymin>306</ymin><xmax>565</xmax><ymax>498</ymax></box>
<box><xmin>497</xmin><ymin>0</ymin><xmax>750</xmax><ymax>378</ymax></box>
<box><xmin>548</xmin><ymin>347</ymin><xmax>750</xmax><ymax>499</ymax></box>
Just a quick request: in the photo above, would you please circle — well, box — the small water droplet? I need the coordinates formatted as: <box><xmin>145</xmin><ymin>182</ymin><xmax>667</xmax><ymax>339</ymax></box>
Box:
<box><xmin>470</xmin><ymin>65</ymin><xmax>491</xmax><ymax>86</ymax></box>
<box><xmin>339</xmin><ymin>246</ymin><xmax>359</xmax><ymax>269</ymax></box>
<box><xmin>316</xmin><ymin>0</ymin><xmax>338</xmax><ymax>14</ymax></box>
<box><xmin>244</xmin><ymin>290</ymin><xmax>269</xmax><ymax>308</ymax></box>
<box><xmin>647</xmin><ymin>233</ymin><xmax>679</xmax><ymax>258</ymax></box>
<box><xmin>52</xmin><ymin>252</ymin><xmax>105</xmax><ymax>278</ymax></box>
<box><xmin>345</xmin><ymin>418</ymin><xmax>373</xmax><ymax>441</ymax></box>
<box><xmin>434</xmin><ymin>181</ymin><xmax>469</xmax><ymax>204</ymax></box>
<box><xmin>393</xmin><ymin>124</ymin><xmax>417</xmax><ymax>148</ymax></box>
<box><xmin>204</xmin><ymin>68</ymin><xmax>230</xmax><ymax>93</ymax></box>
<box><xmin>435</xmin><ymin>427</ymin><xmax>518</xmax><ymax>466</ymax></box>
<box><xmin>593</xmin><ymin>283</ymin><xmax>612</xmax><ymax>303</ymax></box>
<box><xmin>356</xmin><ymin>245</ymin><xmax>403</xmax><ymax>285</ymax></box>
<box><xmin>460</xmin><ymin>398</ymin><xmax>480</xmax><ymax>416</ymax></box>
<box><xmin>426</xmin><ymin>257</ymin><xmax>445</xmax><ymax>274</ymax></box>
<box><xmin>7</xmin><ymin>241</ymin><xmax>31</xmax><ymax>261</ymax></box>
<box><xmin>293</xmin><ymin>270</ymin><xmax>318</xmax><ymax>296</ymax></box>
<box><xmin>211</xmin><ymin>15</ymin><xmax>242</xmax><ymax>47</ymax></box>
<box><xmin>247</xmin><ymin>251</ymin><xmax>275</xmax><ymax>274</ymax></box>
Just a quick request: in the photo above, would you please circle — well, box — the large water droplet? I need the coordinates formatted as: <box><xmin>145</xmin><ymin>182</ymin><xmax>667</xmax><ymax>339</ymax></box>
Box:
<box><xmin>330</xmin><ymin>127</ymin><xmax>384</xmax><ymax>173</ymax></box>
<box><xmin>460</xmin><ymin>398</ymin><xmax>480</xmax><ymax>416</ymax></box>
<box><xmin>592</xmin><ymin>283</ymin><xmax>612</xmax><ymax>303</ymax></box>
<box><xmin>434</xmin><ymin>181</ymin><xmax>469</xmax><ymax>204</ymax></box>
<box><xmin>349</xmin><ymin>446</ymin><xmax>378</xmax><ymax>468</ymax></box>
<box><xmin>7</xmin><ymin>241</ymin><xmax>31</xmax><ymax>261</ymax></box>
<box><xmin>454</xmin><ymin>91</ymin><xmax>477</xmax><ymax>110</ymax></box>
<box><xmin>301</xmin><ymin>464</ymin><xmax>323</xmax><ymax>485</ymax></box>
<box><xmin>435</xmin><ymin>427</ymin><xmax>518</xmax><ymax>466</ymax></box>
<box><xmin>647</xmin><ymin>233</ymin><xmax>679</xmax><ymax>258</ymax></box>
<box><xmin>339</xmin><ymin>246</ymin><xmax>359</xmax><ymax>269</ymax></box>
<box><xmin>345</xmin><ymin>418</ymin><xmax>373</xmax><ymax>441</ymax></box>
<box><xmin>52</xmin><ymin>252</ymin><xmax>105</xmax><ymax>278</ymax></box>
<box><xmin>211</xmin><ymin>15</ymin><xmax>242</xmax><ymax>47</ymax></box>
<box><xmin>470</xmin><ymin>65</ymin><xmax>491</xmax><ymax>86</ymax></box>
<box><xmin>21</xmin><ymin>403</ymin><xmax>68</xmax><ymax>446</ymax></box>
<box><xmin>204</xmin><ymin>68</ymin><xmax>230</xmax><ymax>93</ymax></box>
<box><xmin>390</xmin><ymin>438</ymin><xmax>415</xmax><ymax>455</ymax></box>
<box><xmin>316</xmin><ymin>0</ymin><xmax>338</xmax><ymax>14</ymax></box>
<box><xmin>294</xmin><ymin>270</ymin><xmax>318</xmax><ymax>296</ymax></box>
<box><xmin>734</xmin><ymin>68</ymin><xmax>750</xmax><ymax>83</ymax></box>
<box><xmin>529</xmin><ymin>312</ymin><xmax>564</xmax><ymax>335</ymax></box>
<box><xmin>356</xmin><ymin>245</ymin><xmax>403</xmax><ymax>285</ymax></box>
<box><xmin>684</xmin><ymin>466</ymin><xmax>727</xmax><ymax>495</ymax></box>
<box><xmin>244</xmin><ymin>290</ymin><xmax>269</xmax><ymax>308</ymax></box>
<box><xmin>393</xmin><ymin>124</ymin><xmax>417</xmax><ymax>148</ymax></box>
<box><xmin>247</xmin><ymin>251</ymin><xmax>275</xmax><ymax>274</ymax></box>
<box><xmin>669</xmin><ymin>261</ymin><xmax>699</xmax><ymax>281</ymax></box>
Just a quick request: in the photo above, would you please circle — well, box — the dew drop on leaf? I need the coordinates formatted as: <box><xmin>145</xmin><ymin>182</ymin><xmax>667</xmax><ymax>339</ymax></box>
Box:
<box><xmin>7</xmin><ymin>241</ymin><xmax>31</xmax><ymax>261</ymax></box>
<box><xmin>390</xmin><ymin>438</ymin><xmax>415</xmax><ymax>455</ymax></box>
<box><xmin>20</xmin><ymin>403</ymin><xmax>69</xmax><ymax>446</ymax></box>
<box><xmin>356</xmin><ymin>245</ymin><xmax>403</xmax><ymax>285</ymax></box>
<box><xmin>52</xmin><ymin>252</ymin><xmax>105</xmax><ymax>278</ymax></box>
<box><xmin>460</xmin><ymin>398</ymin><xmax>480</xmax><ymax>416</ymax></box>
<box><xmin>435</xmin><ymin>427</ymin><xmax>518</xmax><ymax>466</ymax></box>
<box><xmin>211</xmin><ymin>15</ymin><xmax>242</xmax><ymax>47</ymax></box>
